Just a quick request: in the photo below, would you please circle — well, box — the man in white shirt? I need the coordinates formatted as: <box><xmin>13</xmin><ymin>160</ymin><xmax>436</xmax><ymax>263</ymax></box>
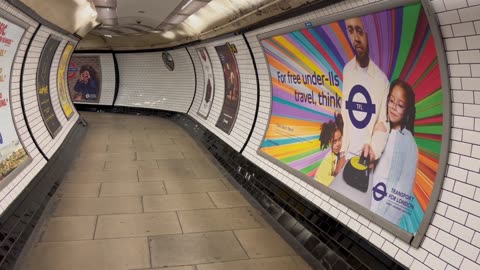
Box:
<box><xmin>335</xmin><ymin>17</ymin><xmax>390</xmax><ymax>173</ymax></box>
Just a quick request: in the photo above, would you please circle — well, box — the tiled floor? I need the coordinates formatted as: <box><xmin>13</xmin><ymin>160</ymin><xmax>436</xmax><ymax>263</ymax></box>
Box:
<box><xmin>16</xmin><ymin>112</ymin><xmax>312</xmax><ymax>270</ymax></box>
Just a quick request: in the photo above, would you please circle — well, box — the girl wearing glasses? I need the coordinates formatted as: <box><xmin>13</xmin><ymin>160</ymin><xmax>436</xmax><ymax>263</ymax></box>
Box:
<box><xmin>370</xmin><ymin>79</ymin><xmax>418</xmax><ymax>227</ymax></box>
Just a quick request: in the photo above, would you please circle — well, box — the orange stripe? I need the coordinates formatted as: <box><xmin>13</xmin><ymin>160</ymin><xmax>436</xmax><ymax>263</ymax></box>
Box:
<box><xmin>330</xmin><ymin>22</ymin><xmax>354</xmax><ymax>60</ymax></box>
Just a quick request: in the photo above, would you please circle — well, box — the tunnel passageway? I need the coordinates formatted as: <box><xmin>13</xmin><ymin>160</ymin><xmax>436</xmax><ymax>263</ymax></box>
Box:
<box><xmin>15</xmin><ymin>112</ymin><xmax>311</xmax><ymax>270</ymax></box>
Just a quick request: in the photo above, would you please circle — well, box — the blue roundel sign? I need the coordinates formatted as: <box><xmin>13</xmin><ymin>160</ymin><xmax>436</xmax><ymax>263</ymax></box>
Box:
<box><xmin>373</xmin><ymin>182</ymin><xmax>387</xmax><ymax>201</ymax></box>
<box><xmin>345</xmin><ymin>85</ymin><xmax>376</xmax><ymax>129</ymax></box>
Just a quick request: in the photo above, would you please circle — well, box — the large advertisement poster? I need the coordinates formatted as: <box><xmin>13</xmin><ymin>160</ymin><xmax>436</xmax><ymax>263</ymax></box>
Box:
<box><xmin>258</xmin><ymin>2</ymin><xmax>446</xmax><ymax>236</ymax></box>
<box><xmin>57</xmin><ymin>43</ymin><xmax>75</xmax><ymax>119</ymax></box>
<box><xmin>68</xmin><ymin>56</ymin><xmax>102</xmax><ymax>103</ymax></box>
<box><xmin>215</xmin><ymin>43</ymin><xmax>240</xmax><ymax>134</ymax></box>
<box><xmin>0</xmin><ymin>16</ymin><xmax>30</xmax><ymax>183</ymax></box>
<box><xmin>196</xmin><ymin>47</ymin><xmax>215</xmax><ymax>119</ymax></box>
<box><xmin>37</xmin><ymin>36</ymin><xmax>61</xmax><ymax>137</ymax></box>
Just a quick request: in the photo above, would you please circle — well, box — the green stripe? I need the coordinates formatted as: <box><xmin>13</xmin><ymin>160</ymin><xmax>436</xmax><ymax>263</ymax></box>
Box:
<box><xmin>300</xmin><ymin>161</ymin><xmax>321</xmax><ymax>174</ymax></box>
<box><xmin>416</xmin><ymin>90</ymin><xmax>443</xmax><ymax>111</ymax></box>
<box><xmin>415</xmin><ymin>90</ymin><xmax>443</xmax><ymax>119</ymax></box>
<box><xmin>415</xmin><ymin>124</ymin><xmax>443</xmax><ymax>135</ymax></box>
<box><xmin>418</xmin><ymin>147</ymin><xmax>440</xmax><ymax>161</ymax></box>
<box><xmin>415</xmin><ymin>137</ymin><xmax>441</xmax><ymax>155</ymax></box>
<box><xmin>281</xmin><ymin>148</ymin><xmax>319</xmax><ymax>163</ymax></box>
<box><xmin>416</xmin><ymin>103</ymin><xmax>443</xmax><ymax>119</ymax></box>
<box><xmin>391</xmin><ymin>3</ymin><xmax>422</xmax><ymax>81</ymax></box>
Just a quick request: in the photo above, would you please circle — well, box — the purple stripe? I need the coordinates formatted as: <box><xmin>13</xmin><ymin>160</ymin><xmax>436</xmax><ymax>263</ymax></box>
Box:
<box><xmin>289</xmin><ymin>149</ymin><xmax>330</xmax><ymax>169</ymax></box>
<box><xmin>379</xmin><ymin>11</ymin><xmax>393</xmax><ymax>74</ymax></box>
<box><xmin>272</xmin><ymin>101</ymin><xmax>332</xmax><ymax>123</ymax></box>
<box><xmin>362</xmin><ymin>15</ymin><xmax>380</xmax><ymax>69</ymax></box>
<box><xmin>323</xmin><ymin>25</ymin><xmax>351</xmax><ymax>65</ymax></box>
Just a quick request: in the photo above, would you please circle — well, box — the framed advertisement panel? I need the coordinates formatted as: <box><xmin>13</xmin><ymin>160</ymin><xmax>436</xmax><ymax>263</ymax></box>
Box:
<box><xmin>0</xmin><ymin>14</ymin><xmax>31</xmax><ymax>188</ymax></box>
<box><xmin>256</xmin><ymin>0</ymin><xmax>450</xmax><ymax>245</ymax></box>
<box><xmin>57</xmin><ymin>43</ymin><xmax>75</xmax><ymax>119</ymax></box>
<box><xmin>215</xmin><ymin>43</ymin><xmax>241</xmax><ymax>134</ymax></box>
<box><xmin>67</xmin><ymin>55</ymin><xmax>102</xmax><ymax>104</ymax></box>
<box><xmin>196</xmin><ymin>47</ymin><xmax>215</xmax><ymax>119</ymax></box>
<box><xmin>37</xmin><ymin>36</ymin><xmax>61</xmax><ymax>137</ymax></box>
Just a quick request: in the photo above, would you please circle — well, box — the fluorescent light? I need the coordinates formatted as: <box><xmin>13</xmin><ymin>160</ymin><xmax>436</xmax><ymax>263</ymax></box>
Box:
<box><xmin>166</xmin><ymin>14</ymin><xmax>188</xmax><ymax>24</ymax></box>
<box><xmin>104</xmin><ymin>34</ymin><xmax>112</xmax><ymax>37</ymax></box>
<box><xmin>181</xmin><ymin>0</ymin><xmax>193</xmax><ymax>10</ymax></box>
<box><xmin>178</xmin><ymin>1</ymin><xmax>209</xmax><ymax>15</ymax></box>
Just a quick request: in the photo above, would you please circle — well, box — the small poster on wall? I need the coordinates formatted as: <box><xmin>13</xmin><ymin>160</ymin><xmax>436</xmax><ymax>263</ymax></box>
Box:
<box><xmin>258</xmin><ymin>1</ymin><xmax>447</xmax><ymax>238</ymax></box>
<box><xmin>196</xmin><ymin>47</ymin><xmax>215</xmax><ymax>119</ymax></box>
<box><xmin>0</xmin><ymin>16</ymin><xmax>30</xmax><ymax>184</ymax></box>
<box><xmin>68</xmin><ymin>56</ymin><xmax>102</xmax><ymax>103</ymax></box>
<box><xmin>37</xmin><ymin>36</ymin><xmax>62</xmax><ymax>137</ymax></box>
<box><xmin>215</xmin><ymin>43</ymin><xmax>241</xmax><ymax>134</ymax></box>
<box><xmin>57</xmin><ymin>43</ymin><xmax>75</xmax><ymax>119</ymax></box>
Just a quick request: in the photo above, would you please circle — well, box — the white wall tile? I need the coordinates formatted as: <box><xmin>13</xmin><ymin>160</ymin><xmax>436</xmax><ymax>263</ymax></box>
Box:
<box><xmin>115</xmin><ymin>49</ymin><xmax>195</xmax><ymax>112</ymax></box>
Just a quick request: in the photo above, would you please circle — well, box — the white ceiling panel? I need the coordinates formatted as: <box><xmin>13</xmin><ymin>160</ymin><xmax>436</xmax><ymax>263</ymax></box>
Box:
<box><xmin>116</xmin><ymin>0</ymin><xmax>184</xmax><ymax>27</ymax></box>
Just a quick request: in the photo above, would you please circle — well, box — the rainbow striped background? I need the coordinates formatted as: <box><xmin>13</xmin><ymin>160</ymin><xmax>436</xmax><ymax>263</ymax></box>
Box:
<box><xmin>259</xmin><ymin>3</ymin><xmax>443</xmax><ymax>234</ymax></box>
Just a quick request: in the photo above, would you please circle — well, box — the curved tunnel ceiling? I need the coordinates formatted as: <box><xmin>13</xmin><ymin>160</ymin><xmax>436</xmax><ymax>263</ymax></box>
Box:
<box><xmin>15</xmin><ymin>0</ymin><xmax>328</xmax><ymax>50</ymax></box>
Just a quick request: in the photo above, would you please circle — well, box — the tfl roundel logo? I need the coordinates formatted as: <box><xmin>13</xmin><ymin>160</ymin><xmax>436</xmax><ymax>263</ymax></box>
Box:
<box><xmin>345</xmin><ymin>85</ymin><xmax>376</xmax><ymax>129</ymax></box>
<box><xmin>372</xmin><ymin>182</ymin><xmax>387</xmax><ymax>201</ymax></box>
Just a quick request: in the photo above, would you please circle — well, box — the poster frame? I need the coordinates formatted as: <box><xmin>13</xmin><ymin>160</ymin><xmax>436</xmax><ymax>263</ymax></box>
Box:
<box><xmin>37</xmin><ymin>34</ymin><xmax>62</xmax><ymax>138</ymax></box>
<box><xmin>57</xmin><ymin>42</ymin><xmax>76</xmax><ymax>120</ymax></box>
<box><xmin>215</xmin><ymin>42</ymin><xmax>241</xmax><ymax>135</ymax></box>
<box><xmin>0</xmin><ymin>10</ymin><xmax>32</xmax><ymax>191</ymax></box>
<box><xmin>255</xmin><ymin>0</ymin><xmax>450</xmax><ymax>246</ymax></box>
<box><xmin>196</xmin><ymin>47</ymin><xmax>215</xmax><ymax>120</ymax></box>
<box><xmin>68</xmin><ymin>54</ymin><xmax>103</xmax><ymax>104</ymax></box>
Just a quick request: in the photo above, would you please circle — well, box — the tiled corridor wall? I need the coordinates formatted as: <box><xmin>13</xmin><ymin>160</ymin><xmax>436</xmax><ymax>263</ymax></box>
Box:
<box><xmin>115</xmin><ymin>48</ymin><xmax>195</xmax><ymax>112</ymax></box>
<box><xmin>0</xmin><ymin>0</ymin><xmax>79</xmax><ymax>214</ymax></box>
<box><xmin>187</xmin><ymin>36</ymin><xmax>257</xmax><ymax>152</ymax></box>
<box><xmin>237</xmin><ymin>1</ymin><xmax>480</xmax><ymax>269</ymax></box>
<box><xmin>1</xmin><ymin>0</ymin><xmax>480</xmax><ymax>269</ymax></box>
<box><xmin>91</xmin><ymin>1</ymin><xmax>480</xmax><ymax>269</ymax></box>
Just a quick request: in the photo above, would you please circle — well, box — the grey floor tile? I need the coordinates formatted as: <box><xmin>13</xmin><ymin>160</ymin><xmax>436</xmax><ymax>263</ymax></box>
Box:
<box><xmin>58</xmin><ymin>183</ymin><xmax>100</xmax><ymax>198</ymax></box>
<box><xmin>75</xmin><ymin>152</ymin><xmax>136</xmax><ymax>162</ymax></box>
<box><xmin>138</xmin><ymin>167</ymin><xmax>197</xmax><ymax>181</ymax></box>
<box><xmin>142</xmin><ymin>267</ymin><xmax>195</xmax><ymax>270</ymax></box>
<box><xmin>220</xmin><ymin>179</ymin><xmax>236</xmax><ymax>190</ymax></box>
<box><xmin>178</xmin><ymin>207</ymin><xmax>263</xmax><ymax>233</ymax></box>
<box><xmin>68</xmin><ymin>160</ymin><xmax>106</xmax><ymax>171</ymax></box>
<box><xmin>196</xmin><ymin>256</ymin><xmax>312</xmax><ymax>270</ymax></box>
<box><xmin>107</xmin><ymin>137</ymin><xmax>134</xmax><ymax>145</ymax></box>
<box><xmin>106</xmin><ymin>144</ymin><xmax>153</xmax><ymax>153</ymax></box>
<box><xmin>149</xmin><ymin>231</ymin><xmax>248</xmax><ymax>267</ymax></box>
<box><xmin>40</xmin><ymin>216</ymin><xmax>97</xmax><ymax>242</ymax></box>
<box><xmin>189</xmin><ymin>163</ymin><xmax>224</xmax><ymax>178</ymax></box>
<box><xmin>164</xmin><ymin>179</ymin><xmax>228</xmax><ymax>194</ymax></box>
<box><xmin>208</xmin><ymin>191</ymin><xmax>249</xmax><ymax>208</ymax></box>
<box><xmin>148</xmin><ymin>137</ymin><xmax>176</xmax><ymax>146</ymax></box>
<box><xmin>143</xmin><ymin>194</ymin><xmax>216</xmax><ymax>212</ymax></box>
<box><xmin>234</xmin><ymin>228</ymin><xmax>296</xmax><ymax>258</ymax></box>
<box><xmin>19</xmin><ymin>238</ymin><xmax>150</xmax><ymax>270</ymax></box>
<box><xmin>105</xmin><ymin>160</ymin><xmax>158</xmax><ymax>169</ymax></box>
<box><xmin>100</xmin><ymin>182</ymin><xmax>166</xmax><ymax>196</ymax></box>
<box><xmin>52</xmin><ymin>197</ymin><xmax>142</xmax><ymax>216</ymax></box>
<box><xmin>136</xmin><ymin>151</ymin><xmax>185</xmax><ymax>160</ymax></box>
<box><xmin>64</xmin><ymin>168</ymin><xmax>138</xmax><ymax>183</ymax></box>
<box><xmin>95</xmin><ymin>212</ymin><xmax>181</xmax><ymax>239</ymax></box>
